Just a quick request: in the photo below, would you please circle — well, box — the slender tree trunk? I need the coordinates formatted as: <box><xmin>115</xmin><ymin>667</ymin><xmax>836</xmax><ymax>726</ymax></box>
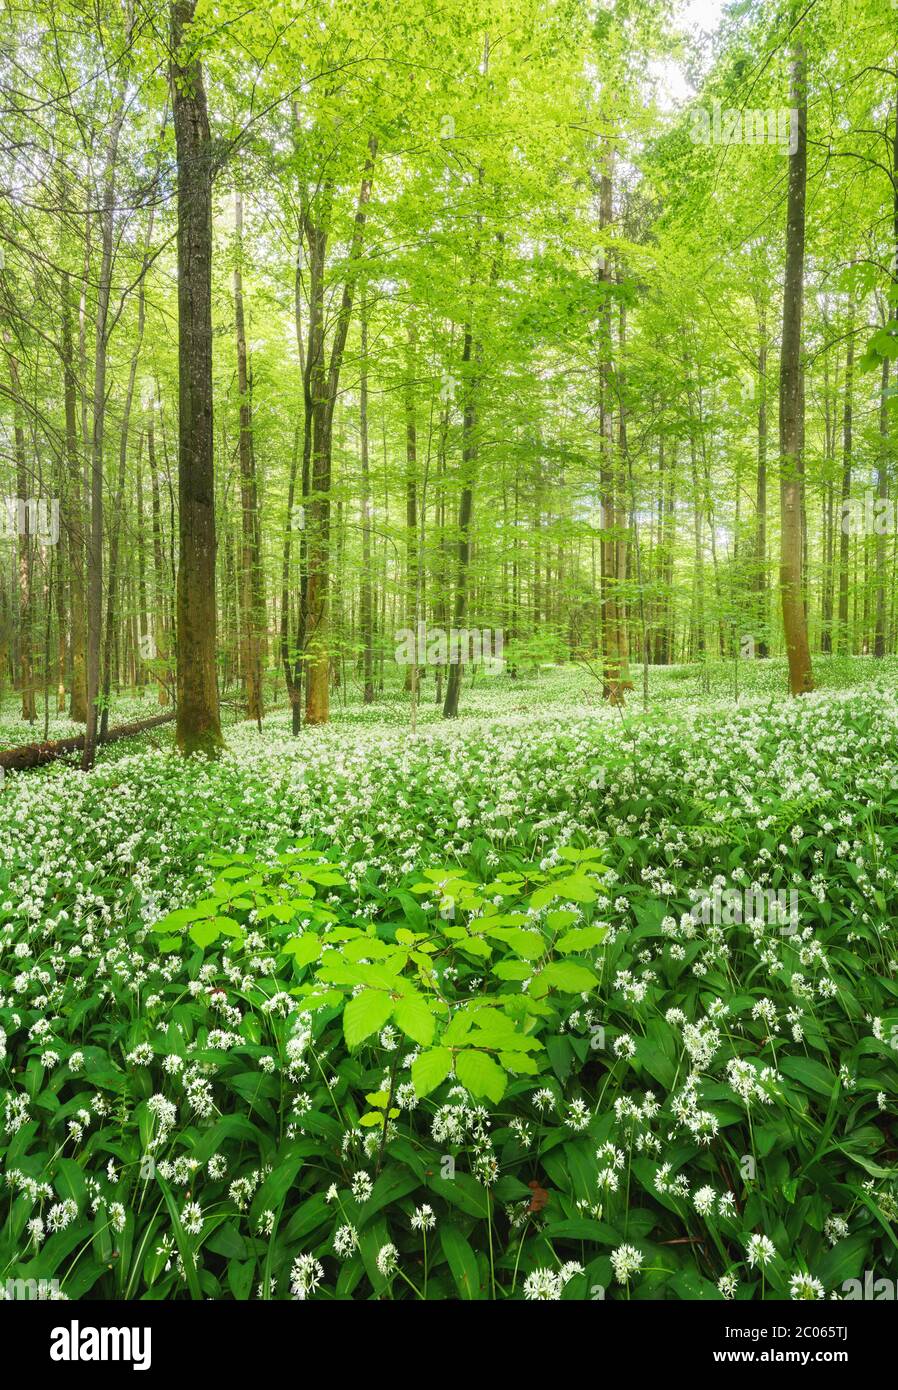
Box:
<box><xmin>281</xmin><ymin>205</ymin><xmax>308</xmax><ymax>735</ymax></box>
<box><xmin>100</xmin><ymin>203</ymin><xmax>153</xmax><ymax>739</ymax></box>
<box><xmin>359</xmin><ymin>292</ymin><xmax>375</xmax><ymax>703</ymax></box>
<box><xmin>875</xmin><ymin>94</ymin><xmax>898</xmax><ymax>657</ymax></box>
<box><xmin>597</xmin><ymin>162</ymin><xmax>627</xmax><ymax>703</ymax></box>
<box><xmin>874</xmin><ymin>356</ymin><xmax>891</xmax><ymax>657</ymax></box>
<box><xmin>146</xmin><ymin>407</ymin><xmax>170</xmax><ymax>703</ymax></box>
<box><xmin>136</xmin><ymin>451</ymin><xmax>148</xmax><ymax>688</ymax></box>
<box><xmin>690</xmin><ymin>436</ymin><xmax>706</xmax><ymax>665</ymax></box>
<box><xmin>304</xmin><ymin>138</ymin><xmax>376</xmax><ymax>726</ymax></box>
<box><xmin>837</xmin><ymin>317</ymin><xmax>854</xmax><ymax>653</ymax></box>
<box><xmin>443</xmin><ymin>327</ymin><xmax>477</xmax><ymax>719</ymax></box>
<box><xmin>233</xmin><ymin>190</ymin><xmax>264</xmax><ymax>724</ymax></box>
<box><xmin>820</xmin><ymin>345</ymin><xmax>835</xmax><ymax>653</ymax></box>
<box><xmin>404</xmin><ymin>324</ymin><xmax>418</xmax><ymax>696</ymax></box>
<box><xmin>778</xmin><ymin>33</ymin><xmax>813</xmax><ymax>695</ymax></box>
<box><xmin>83</xmin><ymin>35</ymin><xmax>129</xmax><ymax>769</ymax></box>
<box><xmin>614</xmin><ymin>301</ymin><xmax>633</xmax><ymax>690</ymax></box>
<box><xmin>7</xmin><ymin>353</ymin><xmax>35</xmax><ymax>722</ymax></box>
<box><xmin>755</xmin><ymin>302</ymin><xmax>769</xmax><ymax>656</ymax></box>
<box><xmin>61</xmin><ymin>266</ymin><xmax>87</xmax><ymax>720</ymax></box>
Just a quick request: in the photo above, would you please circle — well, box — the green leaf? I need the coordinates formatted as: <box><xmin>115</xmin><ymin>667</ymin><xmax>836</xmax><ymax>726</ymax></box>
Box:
<box><xmin>343</xmin><ymin>989</ymin><xmax>394</xmax><ymax>1049</ymax></box>
<box><xmin>189</xmin><ymin>919</ymin><xmax>221</xmax><ymax>949</ymax></box>
<box><xmin>155</xmin><ymin>1176</ymin><xmax>203</xmax><ymax>1301</ymax></box>
<box><xmin>214</xmin><ymin>916</ymin><xmax>242</xmax><ymax>937</ymax></box>
<box><xmin>779</xmin><ymin>1056</ymin><xmax>837</xmax><ymax>1099</ymax></box>
<box><xmin>440</xmin><ymin>1224</ymin><xmax>482</xmax><ymax>1299</ymax></box>
<box><xmin>411</xmin><ymin>1046</ymin><xmax>453</xmax><ymax>1098</ymax></box>
<box><xmin>499</xmin><ymin>1051</ymin><xmax>539</xmax><ymax>1073</ymax></box>
<box><xmin>557</xmin><ymin>925</ymin><xmax>607</xmax><ymax>951</ymax></box>
<box><xmin>227</xmin><ymin>1258</ymin><xmax>255</xmax><ymax>1300</ymax></box>
<box><xmin>492</xmin><ymin>960</ymin><xmax>531</xmax><ymax>980</ymax></box>
<box><xmin>151</xmin><ymin>907</ymin><xmax>198</xmax><ymax>933</ymax></box>
<box><xmin>484</xmin><ymin>926</ymin><xmax>544</xmax><ymax>960</ymax></box>
<box><xmin>552</xmin><ymin>874</ymin><xmax>598</xmax><ymax>903</ymax></box>
<box><xmin>393</xmin><ymin>993</ymin><xmax>436</xmax><ymax>1046</ymax></box>
<box><xmin>457</xmin><ymin>935</ymin><xmax>492</xmax><ymax>959</ymax></box>
<box><xmin>816</xmin><ymin>1233</ymin><xmax>871</xmax><ymax>1290</ymax></box>
<box><xmin>537</xmin><ymin>959</ymin><xmax>596</xmax><ymax>993</ymax></box>
<box><xmin>455</xmin><ymin>1049</ymin><xmax>506</xmax><ymax>1104</ymax></box>
<box><xmin>546</xmin><ymin>908</ymin><xmax>579</xmax><ymax>930</ymax></box>
<box><xmin>282</xmin><ymin>934</ymin><xmax>321</xmax><ymax>966</ymax></box>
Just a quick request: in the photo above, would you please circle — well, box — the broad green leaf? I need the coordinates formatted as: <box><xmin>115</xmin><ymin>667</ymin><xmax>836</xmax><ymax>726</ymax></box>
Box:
<box><xmin>537</xmin><ymin>959</ymin><xmax>597</xmax><ymax>993</ymax></box>
<box><xmin>189</xmin><ymin>919</ymin><xmax>221</xmax><ymax>949</ymax></box>
<box><xmin>343</xmin><ymin>989</ymin><xmax>394</xmax><ymax>1049</ymax></box>
<box><xmin>456</xmin><ymin>1049</ymin><xmax>506</xmax><ymax>1104</ymax></box>
<box><xmin>411</xmin><ymin>1046</ymin><xmax>453</xmax><ymax>1098</ymax></box>
<box><xmin>393</xmin><ymin>993</ymin><xmax>436</xmax><ymax>1046</ymax></box>
<box><xmin>282</xmin><ymin>934</ymin><xmax>321</xmax><ymax>966</ymax></box>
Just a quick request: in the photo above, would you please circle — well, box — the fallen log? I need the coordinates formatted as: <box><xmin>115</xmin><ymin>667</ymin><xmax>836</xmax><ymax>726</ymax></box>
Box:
<box><xmin>0</xmin><ymin>712</ymin><xmax>176</xmax><ymax>772</ymax></box>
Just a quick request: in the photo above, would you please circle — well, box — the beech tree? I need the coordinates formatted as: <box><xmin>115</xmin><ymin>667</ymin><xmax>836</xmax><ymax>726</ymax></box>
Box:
<box><xmin>170</xmin><ymin>0</ymin><xmax>223</xmax><ymax>754</ymax></box>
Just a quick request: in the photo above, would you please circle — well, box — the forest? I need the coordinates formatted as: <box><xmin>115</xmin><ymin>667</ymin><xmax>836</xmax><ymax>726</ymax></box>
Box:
<box><xmin>0</xmin><ymin>0</ymin><xmax>897</xmax><ymax>1324</ymax></box>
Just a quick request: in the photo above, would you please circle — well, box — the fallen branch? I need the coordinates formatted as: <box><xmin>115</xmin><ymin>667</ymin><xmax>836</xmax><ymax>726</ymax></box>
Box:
<box><xmin>0</xmin><ymin>712</ymin><xmax>176</xmax><ymax>772</ymax></box>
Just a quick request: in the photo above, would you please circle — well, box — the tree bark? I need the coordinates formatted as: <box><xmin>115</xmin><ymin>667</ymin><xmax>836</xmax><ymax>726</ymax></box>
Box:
<box><xmin>83</xmin><ymin>38</ymin><xmax>129</xmax><ymax>769</ymax></box>
<box><xmin>170</xmin><ymin>0</ymin><xmax>223</xmax><ymax>753</ymax></box>
<box><xmin>304</xmin><ymin>137</ymin><xmax>377</xmax><ymax>725</ymax></box>
<box><xmin>837</xmin><ymin>314</ymin><xmax>853</xmax><ymax>653</ymax></box>
<box><xmin>359</xmin><ymin>291</ymin><xmax>375</xmax><ymax>704</ymax></box>
<box><xmin>875</xmin><ymin>93</ymin><xmax>898</xmax><ymax>657</ymax></box>
<box><xmin>146</xmin><ymin>404</ymin><xmax>170</xmax><ymax>703</ymax></box>
<box><xmin>233</xmin><ymin>190</ymin><xmax>264</xmax><ymax>724</ymax></box>
<box><xmin>754</xmin><ymin>301</ymin><xmax>769</xmax><ymax>656</ymax></box>
<box><xmin>5</xmin><ymin>351</ymin><xmax>36</xmax><ymax>721</ymax></box>
<box><xmin>442</xmin><ymin>326</ymin><xmax>476</xmax><ymax>719</ymax></box>
<box><xmin>778</xmin><ymin>33</ymin><xmax>813</xmax><ymax>696</ymax></box>
<box><xmin>404</xmin><ymin>323</ymin><xmax>418</xmax><ymax>696</ymax></box>
<box><xmin>1</xmin><ymin>712</ymin><xmax>176</xmax><ymax>772</ymax></box>
<box><xmin>60</xmin><ymin>264</ymin><xmax>87</xmax><ymax>720</ymax></box>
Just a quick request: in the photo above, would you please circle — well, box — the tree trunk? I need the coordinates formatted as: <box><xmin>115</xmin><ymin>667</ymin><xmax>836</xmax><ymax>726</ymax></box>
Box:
<box><xmin>837</xmin><ymin>315</ymin><xmax>853</xmax><ymax>653</ymax></box>
<box><xmin>755</xmin><ymin>302</ymin><xmax>769</xmax><ymax>656</ymax></box>
<box><xmin>875</xmin><ymin>94</ymin><xmax>898</xmax><ymax>657</ymax></box>
<box><xmin>233</xmin><ymin>190</ymin><xmax>264</xmax><ymax>724</ymax></box>
<box><xmin>7</xmin><ymin>354</ymin><xmax>36</xmax><ymax>722</ymax></box>
<box><xmin>146</xmin><ymin>406</ymin><xmax>170</xmax><ymax>703</ymax></box>
<box><xmin>404</xmin><ymin>324</ymin><xmax>418</xmax><ymax>696</ymax></box>
<box><xmin>280</xmin><ymin>213</ymin><xmax>308</xmax><ymax>735</ymax></box>
<box><xmin>303</xmin><ymin>138</ymin><xmax>377</xmax><ymax>726</ymax></box>
<box><xmin>597</xmin><ymin>164</ymin><xmax>629</xmax><ymax>702</ymax></box>
<box><xmin>778</xmin><ymin>32</ymin><xmax>813</xmax><ymax>696</ymax></box>
<box><xmin>171</xmin><ymin>0</ymin><xmax>223</xmax><ymax>754</ymax></box>
<box><xmin>874</xmin><ymin>356</ymin><xmax>891</xmax><ymax>657</ymax></box>
<box><xmin>443</xmin><ymin>326</ymin><xmax>477</xmax><ymax>719</ymax></box>
<box><xmin>360</xmin><ymin>292</ymin><xmax>375</xmax><ymax>703</ymax></box>
<box><xmin>100</xmin><ymin>203</ymin><xmax>153</xmax><ymax>739</ymax></box>
<box><xmin>1</xmin><ymin>712</ymin><xmax>176</xmax><ymax>772</ymax></box>
<box><xmin>61</xmin><ymin>266</ymin><xmax>87</xmax><ymax>720</ymax></box>
<box><xmin>83</xmin><ymin>40</ymin><xmax>129</xmax><ymax>769</ymax></box>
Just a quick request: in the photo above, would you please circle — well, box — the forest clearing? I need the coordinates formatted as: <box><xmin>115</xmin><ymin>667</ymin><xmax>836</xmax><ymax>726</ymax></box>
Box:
<box><xmin>0</xmin><ymin>0</ymin><xmax>896</xmax><ymax>1345</ymax></box>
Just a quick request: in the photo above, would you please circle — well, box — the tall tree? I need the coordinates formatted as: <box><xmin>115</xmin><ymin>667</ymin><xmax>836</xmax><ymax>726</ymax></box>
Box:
<box><xmin>233</xmin><ymin>190</ymin><xmax>265</xmax><ymax>724</ymax></box>
<box><xmin>779</xmin><ymin>30</ymin><xmax>814</xmax><ymax>696</ymax></box>
<box><xmin>303</xmin><ymin>136</ymin><xmax>377</xmax><ymax>726</ymax></box>
<box><xmin>171</xmin><ymin>0</ymin><xmax>223</xmax><ymax>754</ymax></box>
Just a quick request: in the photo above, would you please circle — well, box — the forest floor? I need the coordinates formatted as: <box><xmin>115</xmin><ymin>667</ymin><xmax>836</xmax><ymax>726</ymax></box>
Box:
<box><xmin>1</xmin><ymin>657</ymin><xmax>897</xmax><ymax>1299</ymax></box>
